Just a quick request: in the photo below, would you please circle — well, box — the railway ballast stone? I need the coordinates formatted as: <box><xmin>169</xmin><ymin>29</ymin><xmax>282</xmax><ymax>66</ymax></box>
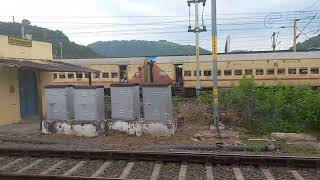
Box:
<box><xmin>271</xmin><ymin>133</ymin><xmax>317</xmax><ymax>142</ymax></box>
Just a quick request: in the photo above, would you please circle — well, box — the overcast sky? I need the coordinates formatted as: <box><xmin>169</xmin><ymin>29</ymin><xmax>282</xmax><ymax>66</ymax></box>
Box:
<box><xmin>0</xmin><ymin>0</ymin><xmax>319</xmax><ymax>52</ymax></box>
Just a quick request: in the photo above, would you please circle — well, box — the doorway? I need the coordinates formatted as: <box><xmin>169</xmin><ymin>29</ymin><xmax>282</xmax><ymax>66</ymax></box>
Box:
<box><xmin>119</xmin><ymin>65</ymin><xmax>128</xmax><ymax>81</ymax></box>
<box><xmin>175</xmin><ymin>64</ymin><xmax>183</xmax><ymax>86</ymax></box>
<box><xmin>18</xmin><ymin>69</ymin><xmax>39</xmax><ymax>119</ymax></box>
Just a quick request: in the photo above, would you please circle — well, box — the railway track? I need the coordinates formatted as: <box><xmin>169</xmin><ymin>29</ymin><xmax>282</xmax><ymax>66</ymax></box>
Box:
<box><xmin>0</xmin><ymin>148</ymin><xmax>319</xmax><ymax>180</ymax></box>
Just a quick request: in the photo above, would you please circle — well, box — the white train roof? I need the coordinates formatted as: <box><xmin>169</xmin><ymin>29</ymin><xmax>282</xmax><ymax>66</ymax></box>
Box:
<box><xmin>58</xmin><ymin>51</ymin><xmax>320</xmax><ymax>65</ymax></box>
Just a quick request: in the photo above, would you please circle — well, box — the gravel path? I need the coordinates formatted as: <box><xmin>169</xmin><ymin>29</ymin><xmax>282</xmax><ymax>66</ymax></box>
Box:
<box><xmin>0</xmin><ymin>157</ymin><xmax>15</xmax><ymax>168</ymax></box>
<box><xmin>24</xmin><ymin>158</ymin><xmax>60</xmax><ymax>175</ymax></box>
<box><xmin>158</xmin><ymin>162</ymin><xmax>180</xmax><ymax>180</ymax></box>
<box><xmin>297</xmin><ymin>168</ymin><xmax>320</xmax><ymax>180</ymax></box>
<box><xmin>269</xmin><ymin>167</ymin><xmax>295</xmax><ymax>180</ymax></box>
<box><xmin>127</xmin><ymin>161</ymin><xmax>154</xmax><ymax>179</ymax></box>
<box><xmin>186</xmin><ymin>163</ymin><xmax>206</xmax><ymax>180</ymax></box>
<box><xmin>72</xmin><ymin>160</ymin><xmax>104</xmax><ymax>177</ymax></box>
<box><xmin>49</xmin><ymin>159</ymin><xmax>79</xmax><ymax>176</ymax></box>
<box><xmin>212</xmin><ymin>164</ymin><xmax>236</xmax><ymax>180</ymax></box>
<box><xmin>240</xmin><ymin>165</ymin><xmax>266</xmax><ymax>180</ymax></box>
<box><xmin>101</xmin><ymin>160</ymin><xmax>127</xmax><ymax>178</ymax></box>
<box><xmin>4</xmin><ymin>157</ymin><xmax>36</xmax><ymax>173</ymax></box>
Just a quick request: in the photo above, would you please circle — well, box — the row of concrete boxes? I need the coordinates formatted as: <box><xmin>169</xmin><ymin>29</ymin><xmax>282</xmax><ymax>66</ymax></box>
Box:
<box><xmin>43</xmin><ymin>83</ymin><xmax>175</xmax><ymax>137</ymax></box>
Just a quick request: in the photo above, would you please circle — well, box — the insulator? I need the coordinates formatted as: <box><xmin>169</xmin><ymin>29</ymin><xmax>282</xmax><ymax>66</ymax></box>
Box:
<box><xmin>203</xmin><ymin>26</ymin><xmax>207</xmax><ymax>31</ymax></box>
<box><xmin>188</xmin><ymin>26</ymin><xmax>192</xmax><ymax>31</ymax></box>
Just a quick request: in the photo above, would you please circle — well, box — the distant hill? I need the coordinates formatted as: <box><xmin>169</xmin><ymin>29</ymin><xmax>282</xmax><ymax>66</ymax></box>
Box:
<box><xmin>88</xmin><ymin>40</ymin><xmax>211</xmax><ymax>58</ymax></box>
<box><xmin>0</xmin><ymin>21</ymin><xmax>102</xmax><ymax>59</ymax></box>
<box><xmin>295</xmin><ymin>33</ymin><xmax>320</xmax><ymax>51</ymax></box>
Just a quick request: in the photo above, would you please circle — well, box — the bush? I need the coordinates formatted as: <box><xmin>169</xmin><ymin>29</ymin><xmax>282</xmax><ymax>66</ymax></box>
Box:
<box><xmin>199</xmin><ymin>77</ymin><xmax>320</xmax><ymax>135</ymax></box>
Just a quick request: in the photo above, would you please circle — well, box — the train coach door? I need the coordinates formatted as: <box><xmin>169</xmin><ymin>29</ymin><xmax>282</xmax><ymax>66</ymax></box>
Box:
<box><xmin>175</xmin><ymin>64</ymin><xmax>183</xmax><ymax>86</ymax></box>
<box><xmin>119</xmin><ymin>65</ymin><xmax>128</xmax><ymax>81</ymax></box>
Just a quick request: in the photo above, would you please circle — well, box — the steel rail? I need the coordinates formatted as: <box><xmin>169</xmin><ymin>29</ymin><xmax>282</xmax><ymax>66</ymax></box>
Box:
<box><xmin>0</xmin><ymin>148</ymin><xmax>319</xmax><ymax>168</ymax></box>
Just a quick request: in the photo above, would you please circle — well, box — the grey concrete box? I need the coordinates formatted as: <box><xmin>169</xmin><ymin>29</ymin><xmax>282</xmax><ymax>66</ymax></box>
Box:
<box><xmin>111</xmin><ymin>83</ymin><xmax>140</xmax><ymax>121</ymax></box>
<box><xmin>73</xmin><ymin>86</ymin><xmax>105</xmax><ymax>121</ymax></box>
<box><xmin>142</xmin><ymin>84</ymin><xmax>173</xmax><ymax>122</ymax></box>
<box><xmin>45</xmin><ymin>85</ymin><xmax>74</xmax><ymax>121</ymax></box>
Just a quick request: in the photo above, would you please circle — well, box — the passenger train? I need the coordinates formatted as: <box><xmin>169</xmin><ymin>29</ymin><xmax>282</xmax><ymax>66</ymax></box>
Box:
<box><xmin>53</xmin><ymin>51</ymin><xmax>320</xmax><ymax>90</ymax></box>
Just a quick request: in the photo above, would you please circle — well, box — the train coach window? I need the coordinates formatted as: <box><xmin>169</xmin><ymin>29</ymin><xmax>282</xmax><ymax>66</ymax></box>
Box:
<box><xmin>194</xmin><ymin>70</ymin><xmax>201</xmax><ymax>76</ymax></box>
<box><xmin>224</xmin><ymin>69</ymin><xmax>232</xmax><ymax>76</ymax></box>
<box><xmin>234</xmin><ymin>70</ymin><xmax>242</xmax><ymax>76</ymax></box>
<box><xmin>218</xmin><ymin>70</ymin><xmax>221</xmax><ymax>76</ymax></box>
<box><xmin>311</xmin><ymin>67</ymin><xmax>319</xmax><ymax>74</ymax></box>
<box><xmin>184</xmin><ymin>71</ymin><xmax>191</xmax><ymax>76</ymax></box>
<box><xmin>204</xmin><ymin>70</ymin><xmax>212</xmax><ymax>76</ymax></box>
<box><xmin>68</xmin><ymin>73</ymin><xmax>75</xmax><ymax>79</ymax></box>
<box><xmin>76</xmin><ymin>73</ymin><xmax>83</xmax><ymax>79</ymax></box>
<box><xmin>245</xmin><ymin>69</ymin><xmax>253</xmax><ymax>75</ymax></box>
<box><xmin>111</xmin><ymin>72</ymin><xmax>118</xmax><ymax>78</ymax></box>
<box><xmin>277</xmin><ymin>69</ymin><xmax>285</xmax><ymax>75</ymax></box>
<box><xmin>299</xmin><ymin>68</ymin><xmax>308</xmax><ymax>75</ymax></box>
<box><xmin>102</xmin><ymin>72</ymin><xmax>109</xmax><ymax>78</ymax></box>
<box><xmin>288</xmin><ymin>68</ymin><xmax>297</xmax><ymax>74</ymax></box>
<box><xmin>93</xmin><ymin>72</ymin><xmax>100</xmax><ymax>78</ymax></box>
<box><xmin>256</xmin><ymin>69</ymin><xmax>264</xmax><ymax>75</ymax></box>
<box><xmin>53</xmin><ymin>73</ymin><xmax>57</xmax><ymax>80</ymax></box>
<box><xmin>59</xmin><ymin>73</ymin><xmax>66</xmax><ymax>79</ymax></box>
<box><xmin>267</xmin><ymin>69</ymin><xmax>275</xmax><ymax>75</ymax></box>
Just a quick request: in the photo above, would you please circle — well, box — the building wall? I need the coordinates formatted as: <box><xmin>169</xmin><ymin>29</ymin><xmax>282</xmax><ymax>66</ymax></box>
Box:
<box><xmin>0</xmin><ymin>35</ymin><xmax>53</xmax><ymax>60</ymax></box>
<box><xmin>0</xmin><ymin>66</ymin><xmax>20</xmax><ymax>125</ymax></box>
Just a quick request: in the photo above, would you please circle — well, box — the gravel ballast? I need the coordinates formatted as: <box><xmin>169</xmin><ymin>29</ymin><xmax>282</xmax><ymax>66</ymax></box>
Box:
<box><xmin>4</xmin><ymin>157</ymin><xmax>36</xmax><ymax>173</ymax></box>
<box><xmin>127</xmin><ymin>161</ymin><xmax>154</xmax><ymax>179</ymax></box>
<box><xmin>186</xmin><ymin>163</ymin><xmax>206</xmax><ymax>180</ymax></box>
<box><xmin>297</xmin><ymin>168</ymin><xmax>320</xmax><ymax>180</ymax></box>
<box><xmin>72</xmin><ymin>160</ymin><xmax>104</xmax><ymax>177</ymax></box>
<box><xmin>269</xmin><ymin>167</ymin><xmax>295</xmax><ymax>180</ymax></box>
<box><xmin>49</xmin><ymin>159</ymin><xmax>79</xmax><ymax>176</ymax></box>
<box><xmin>24</xmin><ymin>158</ymin><xmax>60</xmax><ymax>175</ymax></box>
<box><xmin>212</xmin><ymin>164</ymin><xmax>236</xmax><ymax>180</ymax></box>
<box><xmin>240</xmin><ymin>165</ymin><xmax>266</xmax><ymax>180</ymax></box>
<box><xmin>158</xmin><ymin>162</ymin><xmax>180</xmax><ymax>180</ymax></box>
<box><xmin>101</xmin><ymin>160</ymin><xmax>127</xmax><ymax>178</ymax></box>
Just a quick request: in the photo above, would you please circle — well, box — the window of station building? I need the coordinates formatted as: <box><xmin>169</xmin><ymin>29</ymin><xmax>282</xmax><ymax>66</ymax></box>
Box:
<box><xmin>299</xmin><ymin>67</ymin><xmax>308</xmax><ymax>75</ymax></box>
<box><xmin>245</xmin><ymin>69</ymin><xmax>253</xmax><ymax>75</ymax></box>
<box><xmin>76</xmin><ymin>73</ymin><xmax>83</xmax><ymax>79</ymax></box>
<box><xmin>234</xmin><ymin>69</ymin><xmax>242</xmax><ymax>76</ymax></box>
<box><xmin>184</xmin><ymin>70</ymin><xmax>191</xmax><ymax>77</ymax></box>
<box><xmin>85</xmin><ymin>73</ymin><xmax>90</xmax><ymax>78</ymax></box>
<box><xmin>93</xmin><ymin>72</ymin><xmax>100</xmax><ymax>78</ymax></box>
<box><xmin>224</xmin><ymin>69</ymin><xmax>232</xmax><ymax>76</ymax></box>
<box><xmin>256</xmin><ymin>69</ymin><xmax>264</xmax><ymax>75</ymax></box>
<box><xmin>59</xmin><ymin>73</ymin><xmax>66</xmax><ymax>79</ymax></box>
<box><xmin>277</xmin><ymin>68</ymin><xmax>285</xmax><ymax>75</ymax></box>
<box><xmin>194</xmin><ymin>70</ymin><xmax>201</xmax><ymax>76</ymax></box>
<box><xmin>111</xmin><ymin>72</ymin><xmax>118</xmax><ymax>78</ymax></box>
<box><xmin>102</xmin><ymin>72</ymin><xmax>109</xmax><ymax>78</ymax></box>
<box><xmin>204</xmin><ymin>70</ymin><xmax>212</xmax><ymax>76</ymax></box>
<box><xmin>67</xmin><ymin>73</ymin><xmax>75</xmax><ymax>79</ymax></box>
<box><xmin>267</xmin><ymin>69</ymin><xmax>275</xmax><ymax>75</ymax></box>
<box><xmin>311</xmin><ymin>67</ymin><xmax>319</xmax><ymax>74</ymax></box>
<box><xmin>135</xmin><ymin>72</ymin><xmax>141</xmax><ymax>77</ymax></box>
<box><xmin>53</xmin><ymin>73</ymin><xmax>57</xmax><ymax>80</ymax></box>
<box><xmin>138</xmin><ymin>67</ymin><xmax>142</xmax><ymax>71</ymax></box>
<box><xmin>288</xmin><ymin>68</ymin><xmax>297</xmax><ymax>75</ymax></box>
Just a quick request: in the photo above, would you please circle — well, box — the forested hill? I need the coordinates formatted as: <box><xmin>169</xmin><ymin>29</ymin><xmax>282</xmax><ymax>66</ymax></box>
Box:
<box><xmin>88</xmin><ymin>40</ymin><xmax>211</xmax><ymax>58</ymax></box>
<box><xmin>0</xmin><ymin>21</ymin><xmax>102</xmax><ymax>59</ymax></box>
<box><xmin>295</xmin><ymin>33</ymin><xmax>320</xmax><ymax>51</ymax></box>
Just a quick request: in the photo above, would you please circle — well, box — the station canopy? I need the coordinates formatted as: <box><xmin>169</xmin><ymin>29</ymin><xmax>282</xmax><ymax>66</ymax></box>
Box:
<box><xmin>0</xmin><ymin>58</ymin><xmax>98</xmax><ymax>73</ymax></box>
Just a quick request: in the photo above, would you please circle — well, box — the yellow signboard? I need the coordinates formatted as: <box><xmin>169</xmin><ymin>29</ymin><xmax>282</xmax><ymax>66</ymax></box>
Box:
<box><xmin>212</xmin><ymin>36</ymin><xmax>218</xmax><ymax>59</ymax></box>
<box><xmin>8</xmin><ymin>37</ymin><xmax>32</xmax><ymax>47</ymax></box>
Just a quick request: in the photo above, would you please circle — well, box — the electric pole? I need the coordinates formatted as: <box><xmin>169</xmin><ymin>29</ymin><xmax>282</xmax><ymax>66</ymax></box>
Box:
<box><xmin>272</xmin><ymin>32</ymin><xmax>276</xmax><ymax>52</ymax></box>
<box><xmin>293</xmin><ymin>19</ymin><xmax>299</xmax><ymax>52</ymax></box>
<box><xmin>188</xmin><ymin>0</ymin><xmax>207</xmax><ymax>96</ymax></box>
<box><xmin>211</xmin><ymin>0</ymin><xmax>221</xmax><ymax>140</ymax></box>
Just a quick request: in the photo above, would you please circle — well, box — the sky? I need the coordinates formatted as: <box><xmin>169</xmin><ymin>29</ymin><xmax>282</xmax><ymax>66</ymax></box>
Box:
<box><xmin>0</xmin><ymin>0</ymin><xmax>319</xmax><ymax>52</ymax></box>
